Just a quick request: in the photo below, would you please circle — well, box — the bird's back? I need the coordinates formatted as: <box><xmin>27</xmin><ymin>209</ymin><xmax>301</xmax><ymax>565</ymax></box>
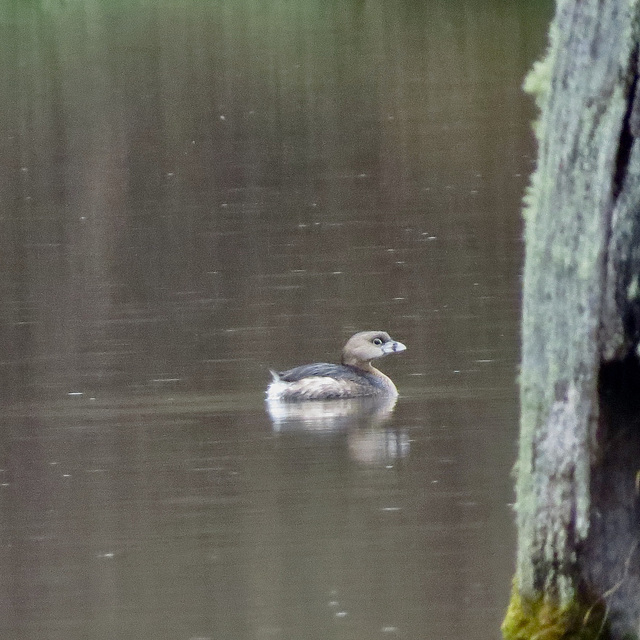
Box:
<box><xmin>268</xmin><ymin>363</ymin><xmax>392</xmax><ymax>401</ymax></box>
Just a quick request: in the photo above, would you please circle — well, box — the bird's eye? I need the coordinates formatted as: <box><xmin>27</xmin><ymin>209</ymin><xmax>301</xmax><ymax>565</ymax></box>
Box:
<box><xmin>372</xmin><ymin>338</ymin><xmax>383</xmax><ymax>346</ymax></box>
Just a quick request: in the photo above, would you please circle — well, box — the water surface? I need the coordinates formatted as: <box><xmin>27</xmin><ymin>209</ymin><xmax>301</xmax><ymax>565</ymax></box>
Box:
<box><xmin>0</xmin><ymin>1</ymin><xmax>552</xmax><ymax>639</ymax></box>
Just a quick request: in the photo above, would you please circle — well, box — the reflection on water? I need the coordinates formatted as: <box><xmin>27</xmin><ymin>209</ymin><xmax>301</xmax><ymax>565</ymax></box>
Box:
<box><xmin>1</xmin><ymin>0</ymin><xmax>552</xmax><ymax>639</ymax></box>
<box><xmin>267</xmin><ymin>395</ymin><xmax>410</xmax><ymax>465</ymax></box>
<box><xmin>267</xmin><ymin>394</ymin><xmax>397</xmax><ymax>431</ymax></box>
<box><xmin>348</xmin><ymin>425</ymin><xmax>411</xmax><ymax>465</ymax></box>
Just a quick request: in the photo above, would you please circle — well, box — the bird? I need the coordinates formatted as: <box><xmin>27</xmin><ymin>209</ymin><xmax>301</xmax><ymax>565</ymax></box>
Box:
<box><xmin>266</xmin><ymin>331</ymin><xmax>406</xmax><ymax>402</ymax></box>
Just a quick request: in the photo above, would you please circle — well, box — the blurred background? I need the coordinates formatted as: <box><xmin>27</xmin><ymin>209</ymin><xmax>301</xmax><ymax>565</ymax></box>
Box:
<box><xmin>0</xmin><ymin>1</ymin><xmax>552</xmax><ymax>639</ymax></box>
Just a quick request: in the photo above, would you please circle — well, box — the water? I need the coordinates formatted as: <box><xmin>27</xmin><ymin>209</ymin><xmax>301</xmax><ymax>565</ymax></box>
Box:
<box><xmin>0</xmin><ymin>1</ymin><xmax>552</xmax><ymax>638</ymax></box>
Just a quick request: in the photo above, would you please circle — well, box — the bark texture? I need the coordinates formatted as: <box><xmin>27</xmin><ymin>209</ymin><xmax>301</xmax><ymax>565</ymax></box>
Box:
<box><xmin>512</xmin><ymin>0</ymin><xmax>640</xmax><ymax>637</ymax></box>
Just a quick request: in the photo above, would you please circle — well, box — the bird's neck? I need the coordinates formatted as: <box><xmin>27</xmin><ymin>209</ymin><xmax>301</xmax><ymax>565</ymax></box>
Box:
<box><xmin>341</xmin><ymin>359</ymin><xmax>398</xmax><ymax>394</ymax></box>
<box><xmin>342</xmin><ymin>358</ymin><xmax>378</xmax><ymax>376</ymax></box>
<box><xmin>342</xmin><ymin>355</ymin><xmax>369</xmax><ymax>369</ymax></box>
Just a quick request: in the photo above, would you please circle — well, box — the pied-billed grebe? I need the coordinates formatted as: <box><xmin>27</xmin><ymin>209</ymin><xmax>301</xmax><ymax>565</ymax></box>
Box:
<box><xmin>267</xmin><ymin>331</ymin><xmax>406</xmax><ymax>402</ymax></box>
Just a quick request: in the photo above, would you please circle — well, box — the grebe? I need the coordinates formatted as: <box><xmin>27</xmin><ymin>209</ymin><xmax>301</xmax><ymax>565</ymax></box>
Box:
<box><xmin>267</xmin><ymin>331</ymin><xmax>406</xmax><ymax>402</ymax></box>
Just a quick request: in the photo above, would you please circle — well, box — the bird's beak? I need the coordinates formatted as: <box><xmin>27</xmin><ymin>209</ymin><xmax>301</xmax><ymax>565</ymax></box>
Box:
<box><xmin>382</xmin><ymin>340</ymin><xmax>406</xmax><ymax>355</ymax></box>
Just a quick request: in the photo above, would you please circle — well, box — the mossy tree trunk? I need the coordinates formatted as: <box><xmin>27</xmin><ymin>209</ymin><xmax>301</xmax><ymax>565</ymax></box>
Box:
<box><xmin>503</xmin><ymin>2</ymin><xmax>640</xmax><ymax>639</ymax></box>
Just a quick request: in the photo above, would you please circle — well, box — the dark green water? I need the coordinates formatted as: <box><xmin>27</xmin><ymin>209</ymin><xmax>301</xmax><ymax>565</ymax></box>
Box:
<box><xmin>0</xmin><ymin>1</ymin><xmax>552</xmax><ymax>639</ymax></box>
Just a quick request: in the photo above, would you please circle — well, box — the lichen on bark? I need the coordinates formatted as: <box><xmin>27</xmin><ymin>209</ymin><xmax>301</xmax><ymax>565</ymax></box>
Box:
<box><xmin>508</xmin><ymin>0</ymin><xmax>640</xmax><ymax>637</ymax></box>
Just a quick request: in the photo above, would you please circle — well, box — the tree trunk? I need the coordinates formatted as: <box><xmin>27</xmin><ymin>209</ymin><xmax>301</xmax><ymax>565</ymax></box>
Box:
<box><xmin>503</xmin><ymin>2</ymin><xmax>640</xmax><ymax>639</ymax></box>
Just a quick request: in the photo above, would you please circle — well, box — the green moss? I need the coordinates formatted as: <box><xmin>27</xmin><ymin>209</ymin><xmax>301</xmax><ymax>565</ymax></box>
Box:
<box><xmin>523</xmin><ymin>57</ymin><xmax>552</xmax><ymax>107</ymax></box>
<box><xmin>627</xmin><ymin>274</ymin><xmax>640</xmax><ymax>301</ymax></box>
<box><xmin>502</xmin><ymin>585</ymin><xmax>610</xmax><ymax>640</ymax></box>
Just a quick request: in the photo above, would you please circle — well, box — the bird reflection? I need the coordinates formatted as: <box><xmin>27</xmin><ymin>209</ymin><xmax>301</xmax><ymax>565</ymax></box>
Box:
<box><xmin>347</xmin><ymin>427</ymin><xmax>410</xmax><ymax>464</ymax></box>
<box><xmin>266</xmin><ymin>393</ymin><xmax>398</xmax><ymax>431</ymax></box>
<box><xmin>266</xmin><ymin>394</ymin><xmax>410</xmax><ymax>464</ymax></box>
